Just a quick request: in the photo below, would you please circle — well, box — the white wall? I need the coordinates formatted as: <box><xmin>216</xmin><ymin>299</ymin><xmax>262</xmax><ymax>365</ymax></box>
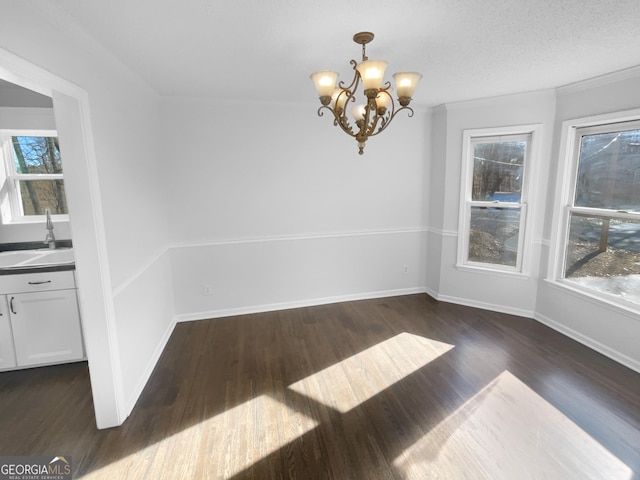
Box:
<box><xmin>162</xmin><ymin>97</ymin><xmax>429</xmax><ymax>317</ymax></box>
<box><xmin>535</xmin><ymin>69</ymin><xmax>640</xmax><ymax>372</ymax></box>
<box><xmin>429</xmin><ymin>91</ymin><xmax>557</xmax><ymax>316</ymax></box>
<box><xmin>0</xmin><ymin>2</ymin><xmax>175</xmax><ymax>427</ymax></box>
<box><xmin>426</xmin><ymin>71</ymin><xmax>640</xmax><ymax>372</ymax></box>
<box><xmin>424</xmin><ymin>106</ymin><xmax>447</xmax><ymax>296</ymax></box>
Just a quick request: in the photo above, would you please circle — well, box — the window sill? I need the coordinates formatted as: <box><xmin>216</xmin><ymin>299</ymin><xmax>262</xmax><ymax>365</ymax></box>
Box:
<box><xmin>544</xmin><ymin>278</ymin><xmax>640</xmax><ymax>319</ymax></box>
<box><xmin>3</xmin><ymin>214</ymin><xmax>70</xmax><ymax>225</ymax></box>
<box><xmin>455</xmin><ymin>263</ymin><xmax>532</xmax><ymax>280</ymax></box>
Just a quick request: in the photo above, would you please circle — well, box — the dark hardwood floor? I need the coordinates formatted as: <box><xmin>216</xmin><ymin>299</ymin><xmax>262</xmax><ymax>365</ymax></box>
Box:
<box><xmin>1</xmin><ymin>294</ymin><xmax>639</xmax><ymax>479</ymax></box>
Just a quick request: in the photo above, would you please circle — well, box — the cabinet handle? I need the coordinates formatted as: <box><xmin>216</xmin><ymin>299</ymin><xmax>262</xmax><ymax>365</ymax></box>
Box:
<box><xmin>28</xmin><ymin>280</ymin><xmax>52</xmax><ymax>285</ymax></box>
<box><xmin>10</xmin><ymin>296</ymin><xmax>16</xmax><ymax>315</ymax></box>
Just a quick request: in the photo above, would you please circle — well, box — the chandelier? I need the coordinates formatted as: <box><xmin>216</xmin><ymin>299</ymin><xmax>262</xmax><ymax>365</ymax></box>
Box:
<box><xmin>310</xmin><ymin>32</ymin><xmax>422</xmax><ymax>155</ymax></box>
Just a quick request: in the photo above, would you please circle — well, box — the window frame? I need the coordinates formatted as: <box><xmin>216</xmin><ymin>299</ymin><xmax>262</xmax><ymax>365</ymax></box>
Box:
<box><xmin>548</xmin><ymin>109</ymin><xmax>640</xmax><ymax>312</ymax></box>
<box><xmin>457</xmin><ymin>124</ymin><xmax>542</xmax><ymax>276</ymax></box>
<box><xmin>0</xmin><ymin>129</ymin><xmax>69</xmax><ymax>224</ymax></box>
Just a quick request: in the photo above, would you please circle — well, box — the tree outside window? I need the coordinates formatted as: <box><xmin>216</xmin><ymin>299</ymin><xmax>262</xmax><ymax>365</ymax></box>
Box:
<box><xmin>563</xmin><ymin>124</ymin><xmax>640</xmax><ymax>305</ymax></box>
<box><xmin>468</xmin><ymin>140</ymin><xmax>526</xmax><ymax>267</ymax></box>
<box><xmin>458</xmin><ymin>126</ymin><xmax>540</xmax><ymax>274</ymax></box>
<box><xmin>0</xmin><ymin>132</ymin><xmax>68</xmax><ymax>222</ymax></box>
<box><xmin>12</xmin><ymin>136</ymin><xmax>67</xmax><ymax>215</ymax></box>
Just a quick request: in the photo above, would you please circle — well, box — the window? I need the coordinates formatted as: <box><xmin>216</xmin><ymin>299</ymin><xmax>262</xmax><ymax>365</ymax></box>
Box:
<box><xmin>0</xmin><ymin>130</ymin><xmax>68</xmax><ymax>223</ymax></box>
<box><xmin>458</xmin><ymin>125</ymin><xmax>541</xmax><ymax>274</ymax></box>
<box><xmin>559</xmin><ymin>119</ymin><xmax>640</xmax><ymax>306</ymax></box>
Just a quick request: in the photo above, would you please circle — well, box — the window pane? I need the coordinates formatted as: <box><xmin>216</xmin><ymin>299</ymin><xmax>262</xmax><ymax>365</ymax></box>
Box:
<box><xmin>12</xmin><ymin>136</ymin><xmax>62</xmax><ymax>174</ymax></box>
<box><xmin>468</xmin><ymin>206</ymin><xmax>521</xmax><ymax>267</ymax></box>
<box><xmin>564</xmin><ymin>214</ymin><xmax>640</xmax><ymax>305</ymax></box>
<box><xmin>472</xmin><ymin>141</ymin><xmax>525</xmax><ymax>201</ymax></box>
<box><xmin>575</xmin><ymin>129</ymin><xmax>640</xmax><ymax>212</ymax></box>
<box><xmin>17</xmin><ymin>180</ymin><xmax>68</xmax><ymax>215</ymax></box>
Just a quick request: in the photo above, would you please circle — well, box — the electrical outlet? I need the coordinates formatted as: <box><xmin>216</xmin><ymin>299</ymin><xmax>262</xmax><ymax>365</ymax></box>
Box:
<box><xmin>203</xmin><ymin>285</ymin><xmax>213</xmax><ymax>296</ymax></box>
<box><xmin>403</xmin><ymin>265</ymin><xmax>408</xmax><ymax>274</ymax></box>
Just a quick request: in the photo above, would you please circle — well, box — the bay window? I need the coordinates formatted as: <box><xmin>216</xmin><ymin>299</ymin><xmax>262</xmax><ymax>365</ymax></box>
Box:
<box><xmin>558</xmin><ymin>119</ymin><xmax>640</xmax><ymax>306</ymax></box>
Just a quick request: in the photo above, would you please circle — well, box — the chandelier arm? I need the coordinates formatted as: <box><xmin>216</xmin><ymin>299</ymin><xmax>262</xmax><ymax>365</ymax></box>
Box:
<box><xmin>367</xmin><ymin>89</ymin><xmax>394</xmax><ymax>136</ymax></box>
<box><xmin>338</xmin><ymin>60</ymin><xmax>361</xmax><ymax>92</ymax></box>
<box><xmin>356</xmin><ymin>97</ymin><xmax>377</xmax><ymax>141</ymax></box>
<box><xmin>365</xmin><ymin>116</ymin><xmax>381</xmax><ymax>139</ymax></box>
<box><xmin>338</xmin><ymin>88</ymin><xmax>357</xmax><ymax>108</ymax></box>
<box><xmin>365</xmin><ymin>100</ymin><xmax>383</xmax><ymax>137</ymax></box>
<box><xmin>317</xmin><ymin>105</ymin><xmax>356</xmax><ymax>137</ymax></box>
<box><xmin>329</xmin><ymin>87</ymin><xmax>358</xmax><ymax>135</ymax></box>
<box><xmin>368</xmin><ymin>105</ymin><xmax>415</xmax><ymax>138</ymax></box>
<box><xmin>336</xmin><ymin>114</ymin><xmax>356</xmax><ymax>137</ymax></box>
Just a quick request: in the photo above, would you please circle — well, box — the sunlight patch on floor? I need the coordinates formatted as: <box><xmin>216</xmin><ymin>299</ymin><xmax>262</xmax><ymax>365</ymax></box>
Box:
<box><xmin>393</xmin><ymin>370</ymin><xmax>632</xmax><ymax>480</ymax></box>
<box><xmin>83</xmin><ymin>394</ymin><xmax>319</xmax><ymax>479</ymax></box>
<box><xmin>81</xmin><ymin>444</ymin><xmax>157</xmax><ymax>479</ymax></box>
<box><xmin>188</xmin><ymin>394</ymin><xmax>318</xmax><ymax>478</ymax></box>
<box><xmin>288</xmin><ymin>332</ymin><xmax>454</xmax><ymax>413</ymax></box>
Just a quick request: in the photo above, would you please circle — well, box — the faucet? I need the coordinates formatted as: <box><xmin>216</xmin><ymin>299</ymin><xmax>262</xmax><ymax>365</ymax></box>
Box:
<box><xmin>44</xmin><ymin>208</ymin><xmax>56</xmax><ymax>249</ymax></box>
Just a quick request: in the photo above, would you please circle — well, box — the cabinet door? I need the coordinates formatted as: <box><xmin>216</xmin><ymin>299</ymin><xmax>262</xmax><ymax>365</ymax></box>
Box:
<box><xmin>0</xmin><ymin>295</ymin><xmax>17</xmax><ymax>370</ymax></box>
<box><xmin>8</xmin><ymin>290</ymin><xmax>84</xmax><ymax>367</ymax></box>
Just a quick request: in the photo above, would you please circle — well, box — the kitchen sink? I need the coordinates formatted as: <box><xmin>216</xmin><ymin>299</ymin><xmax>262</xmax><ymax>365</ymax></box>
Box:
<box><xmin>0</xmin><ymin>248</ymin><xmax>75</xmax><ymax>269</ymax></box>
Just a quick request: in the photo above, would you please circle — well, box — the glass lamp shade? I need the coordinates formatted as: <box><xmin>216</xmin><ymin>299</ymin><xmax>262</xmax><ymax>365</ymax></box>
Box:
<box><xmin>356</xmin><ymin>60</ymin><xmax>388</xmax><ymax>91</ymax></box>
<box><xmin>352</xmin><ymin>104</ymin><xmax>366</xmax><ymax>122</ymax></box>
<box><xmin>375</xmin><ymin>89</ymin><xmax>392</xmax><ymax>110</ymax></box>
<box><xmin>331</xmin><ymin>88</ymin><xmax>349</xmax><ymax>110</ymax></box>
<box><xmin>393</xmin><ymin>72</ymin><xmax>423</xmax><ymax>99</ymax></box>
<box><xmin>310</xmin><ymin>70</ymin><xmax>339</xmax><ymax>98</ymax></box>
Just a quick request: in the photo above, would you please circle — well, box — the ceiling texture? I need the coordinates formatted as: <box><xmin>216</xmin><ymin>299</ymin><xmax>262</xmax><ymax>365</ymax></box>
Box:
<box><xmin>47</xmin><ymin>0</ymin><xmax>640</xmax><ymax>107</ymax></box>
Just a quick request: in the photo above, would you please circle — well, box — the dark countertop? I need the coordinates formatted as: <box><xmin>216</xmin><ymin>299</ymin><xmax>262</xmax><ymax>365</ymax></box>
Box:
<box><xmin>0</xmin><ymin>264</ymin><xmax>75</xmax><ymax>275</ymax></box>
<box><xmin>0</xmin><ymin>240</ymin><xmax>75</xmax><ymax>276</ymax></box>
<box><xmin>0</xmin><ymin>239</ymin><xmax>73</xmax><ymax>252</ymax></box>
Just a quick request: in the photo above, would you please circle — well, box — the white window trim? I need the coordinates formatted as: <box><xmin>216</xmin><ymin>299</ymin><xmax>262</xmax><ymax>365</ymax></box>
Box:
<box><xmin>0</xmin><ymin>128</ymin><xmax>69</xmax><ymax>224</ymax></box>
<box><xmin>457</xmin><ymin>124</ymin><xmax>542</xmax><ymax>276</ymax></box>
<box><xmin>547</xmin><ymin>108</ymin><xmax>640</xmax><ymax>312</ymax></box>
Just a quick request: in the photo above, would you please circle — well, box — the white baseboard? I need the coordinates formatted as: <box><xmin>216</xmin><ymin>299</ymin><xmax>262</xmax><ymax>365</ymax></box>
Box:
<box><xmin>430</xmin><ymin>291</ymin><xmax>535</xmax><ymax>319</ymax></box>
<box><xmin>123</xmin><ymin>317</ymin><xmax>177</xmax><ymax>417</ymax></box>
<box><xmin>534</xmin><ymin>312</ymin><xmax>640</xmax><ymax>374</ymax></box>
<box><xmin>175</xmin><ymin>284</ymin><xmax>639</xmax><ymax>376</ymax></box>
<box><xmin>175</xmin><ymin>287</ymin><xmax>427</xmax><ymax>322</ymax></box>
<box><xmin>423</xmin><ymin>286</ymin><xmax>439</xmax><ymax>300</ymax></box>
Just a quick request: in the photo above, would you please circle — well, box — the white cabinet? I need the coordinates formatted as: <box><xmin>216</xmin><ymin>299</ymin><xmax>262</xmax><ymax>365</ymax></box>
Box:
<box><xmin>0</xmin><ymin>296</ymin><xmax>17</xmax><ymax>369</ymax></box>
<box><xmin>0</xmin><ymin>271</ymin><xmax>84</xmax><ymax>370</ymax></box>
<box><xmin>8</xmin><ymin>290</ymin><xmax>83</xmax><ymax>367</ymax></box>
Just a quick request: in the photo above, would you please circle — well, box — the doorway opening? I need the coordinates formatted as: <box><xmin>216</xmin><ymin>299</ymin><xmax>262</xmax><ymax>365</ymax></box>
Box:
<box><xmin>0</xmin><ymin>48</ymin><xmax>123</xmax><ymax>429</ymax></box>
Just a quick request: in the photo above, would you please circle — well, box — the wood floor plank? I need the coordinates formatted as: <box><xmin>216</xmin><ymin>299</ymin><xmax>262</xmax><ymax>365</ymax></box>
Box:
<box><xmin>1</xmin><ymin>294</ymin><xmax>639</xmax><ymax>479</ymax></box>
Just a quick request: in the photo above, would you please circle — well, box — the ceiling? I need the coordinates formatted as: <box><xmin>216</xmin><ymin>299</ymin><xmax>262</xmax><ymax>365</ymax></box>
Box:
<box><xmin>45</xmin><ymin>0</ymin><xmax>640</xmax><ymax>107</ymax></box>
